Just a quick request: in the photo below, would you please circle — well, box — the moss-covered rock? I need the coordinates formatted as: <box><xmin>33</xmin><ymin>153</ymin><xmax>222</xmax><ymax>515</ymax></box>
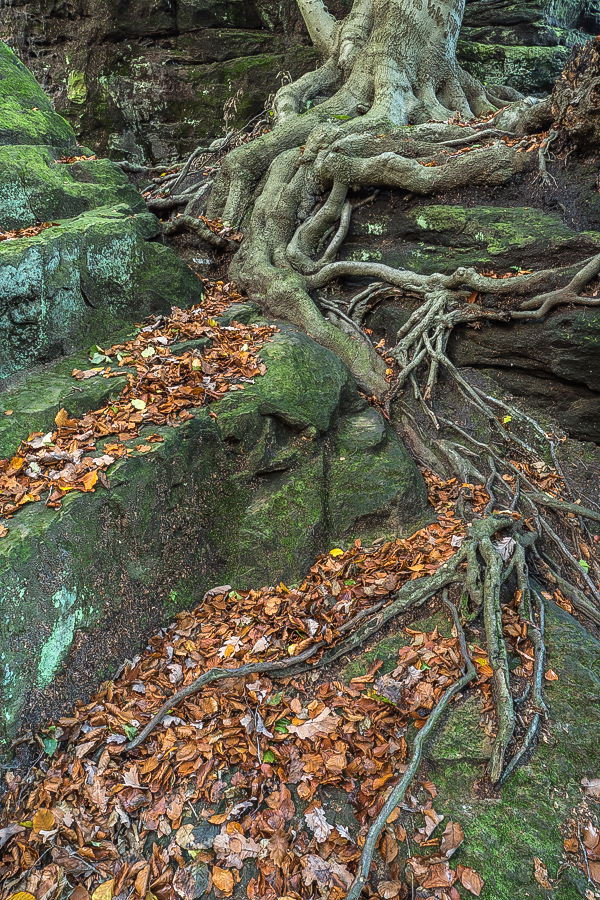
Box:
<box><xmin>426</xmin><ymin>602</ymin><xmax>600</xmax><ymax>898</ymax></box>
<box><xmin>0</xmin><ymin>42</ymin><xmax>75</xmax><ymax>150</ymax></box>
<box><xmin>0</xmin><ymin>205</ymin><xmax>201</xmax><ymax>381</ymax></box>
<box><xmin>0</xmin><ymin>322</ymin><xmax>429</xmax><ymax>751</ymax></box>
<box><xmin>457</xmin><ymin>39</ymin><xmax>569</xmax><ymax>94</ymax></box>
<box><xmin>347</xmin><ymin>200</ymin><xmax>600</xmax><ymax>276</ymax></box>
<box><xmin>0</xmin><ymin>144</ymin><xmax>145</xmax><ymax>230</ymax></box>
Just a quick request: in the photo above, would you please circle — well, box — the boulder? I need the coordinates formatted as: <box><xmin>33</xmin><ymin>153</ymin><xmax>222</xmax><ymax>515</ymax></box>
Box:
<box><xmin>0</xmin><ymin>205</ymin><xmax>200</xmax><ymax>382</ymax></box>
<box><xmin>0</xmin><ymin>320</ymin><xmax>430</xmax><ymax>751</ymax></box>
<box><xmin>0</xmin><ymin>45</ymin><xmax>202</xmax><ymax>381</ymax></box>
<box><xmin>0</xmin><ymin>42</ymin><xmax>74</xmax><ymax>149</ymax></box>
<box><xmin>0</xmin><ymin>144</ymin><xmax>145</xmax><ymax>230</ymax></box>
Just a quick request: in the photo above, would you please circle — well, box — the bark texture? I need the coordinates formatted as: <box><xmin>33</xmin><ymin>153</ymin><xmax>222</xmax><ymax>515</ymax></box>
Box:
<box><xmin>206</xmin><ymin>0</ymin><xmax>536</xmax><ymax>393</ymax></box>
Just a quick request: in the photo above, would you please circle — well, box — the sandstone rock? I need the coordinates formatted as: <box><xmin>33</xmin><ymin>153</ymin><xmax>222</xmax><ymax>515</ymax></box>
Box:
<box><xmin>0</xmin><ymin>319</ymin><xmax>429</xmax><ymax>750</ymax></box>
<box><xmin>0</xmin><ymin>205</ymin><xmax>200</xmax><ymax>382</ymax></box>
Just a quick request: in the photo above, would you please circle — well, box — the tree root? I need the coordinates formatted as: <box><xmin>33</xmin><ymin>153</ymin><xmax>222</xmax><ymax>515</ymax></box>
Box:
<box><xmin>346</xmin><ymin>596</ymin><xmax>477</xmax><ymax>900</ymax></box>
<box><xmin>162</xmin><ymin>215</ymin><xmax>233</xmax><ymax>250</ymax></box>
<box><xmin>126</xmin><ymin>514</ymin><xmax>546</xmax><ymax>793</ymax></box>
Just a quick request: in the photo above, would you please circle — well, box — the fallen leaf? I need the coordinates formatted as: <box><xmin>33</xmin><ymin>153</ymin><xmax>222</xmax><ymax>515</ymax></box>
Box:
<box><xmin>582</xmin><ymin>778</ymin><xmax>600</xmax><ymax>799</ymax></box>
<box><xmin>32</xmin><ymin>809</ymin><xmax>55</xmax><ymax>833</ymax></box>
<box><xmin>440</xmin><ymin>820</ymin><xmax>465</xmax><ymax>858</ymax></box>
<box><xmin>457</xmin><ymin>865</ymin><xmax>484</xmax><ymax>896</ymax></box>
<box><xmin>305</xmin><ymin>806</ymin><xmax>333</xmax><ymax>843</ymax></box>
<box><xmin>0</xmin><ymin>824</ymin><xmax>25</xmax><ymax>848</ymax></box>
<box><xmin>211</xmin><ymin>866</ymin><xmax>234</xmax><ymax>896</ymax></box>
<box><xmin>533</xmin><ymin>857</ymin><xmax>552</xmax><ymax>889</ymax></box>
<box><xmin>91</xmin><ymin>881</ymin><xmax>114</xmax><ymax>900</ymax></box>
<box><xmin>288</xmin><ymin>706</ymin><xmax>340</xmax><ymax>740</ymax></box>
<box><xmin>544</xmin><ymin>669</ymin><xmax>558</xmax><ymax>681</ymax></box>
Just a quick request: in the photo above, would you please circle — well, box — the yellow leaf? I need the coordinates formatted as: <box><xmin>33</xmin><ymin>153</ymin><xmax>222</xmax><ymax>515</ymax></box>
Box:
<box><xmin>33</xmin><ymin>808</ymin><xmax>55</xmax><ymax>833</ymax></box>
<box><xmin>91</xmin><ymin>880</ymin><xmax>114</xmax><ymax>900</ymax></box>
<box><xmin>278</xmin><ymin>582</ymin><xmax>290</xmax><ymax>593</ymax></box>
<box><xmin>207</xmin><ymin>318</ymin><xmax>219</xmax><ymax>327</ymax></box>
<box><xmin>7</xmin><ymin>893</ymin><xmax>36</xmax><ymax>900</ymax></box>
<box><xmin>54</xmin><ymin>408</ymin><xmax>68</xmax><ymax>427</ymax></box>
<box><xmin>4</xmin><ymin>410</ymin><xmax>13</xmax><ymax>416</ymax></box>
<box><xmin>330</xmin><ymin>548</ymin><xmax>344</xmax><ymax>557</ymax></box>
<box><xmin>81</xmin><ymin>470</ymin><xmax>98</xmax><ymax>492</ymax></box>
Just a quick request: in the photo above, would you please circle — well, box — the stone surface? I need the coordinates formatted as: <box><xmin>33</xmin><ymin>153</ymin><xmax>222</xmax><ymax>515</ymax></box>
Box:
<box><xmin>0</xmin><ymin>205</ymin><xmax>200</xmax><ymax>382</ymax></box>
<box><xmin>0</xmin><ymin>144</ymin><xmax>145</xmax><ymax>230</ymax></box>
<box><xmin>350</xmin><ymin>157</ymin><xmax>600</xmax><ymax>445</ymax></box>
<box><xmin>449</xmin><ymin>308</ymin><xmax>600</xmax><ymax>443</ymax></box>
<box><xmin>1</xmin><ymin>0</ymin><xmax>599</xmax><ymax>162</ymax></box>
<box><xmin>0</xmin><ymin>41</ymin><xmax>74</xmax><ymax>149</ymax></box>
<box><xmin>340</xmin><ymin>602</ymin><xmax>600</xmax><ymax>898</ymax></box>
<box><xmin>0</xmin><ymin>320</ymin><xmax>429</xmax><ymax>751</ymax></box>
<box><xmin>0</xmin><ymin>45</ymin><xmax>202</xmax><ymax>381</ymax></box>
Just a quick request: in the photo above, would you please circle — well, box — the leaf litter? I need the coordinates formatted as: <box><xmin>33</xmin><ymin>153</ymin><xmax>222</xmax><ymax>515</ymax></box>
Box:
<box><xmin>2</xmin><ymin>469</ymin><xmax>538</xmax><ymax>900</ymax></box>
<box><xmin>0</xmin><ymin>282</ymin><xmax>275</xmax><ymax>531</ymax></box>
<box><xmin>0</xmin><ymin>287</ymin><xmax>587</xmax><ymax>900</ymax></box>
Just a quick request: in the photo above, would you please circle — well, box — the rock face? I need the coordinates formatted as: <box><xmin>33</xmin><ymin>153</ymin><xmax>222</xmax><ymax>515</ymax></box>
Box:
<box><xmin>0</xmin><ymin>315</ymin><xmax>430</xmax><ymax>752</ymax></box>
<box><xmin>349</xmin><ymin>159</ymin><xmax>600</xmax><ymax>445</ymax></box>
<box><xmin>0</xmin><ymin>42</ymin><xmax>201</xmax><ymax>382</ymax></box>
<box><xmin>1</xmin><ymin>0</ymin><xmax>598</xmax><ymax>162</ymax></box>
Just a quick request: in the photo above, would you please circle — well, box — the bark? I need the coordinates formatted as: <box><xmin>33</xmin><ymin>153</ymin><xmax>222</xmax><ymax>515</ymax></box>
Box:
<box><xmin>206</xmin><ymin>0</ymin><xmax>534</xmax><ymax>395</ymax></box>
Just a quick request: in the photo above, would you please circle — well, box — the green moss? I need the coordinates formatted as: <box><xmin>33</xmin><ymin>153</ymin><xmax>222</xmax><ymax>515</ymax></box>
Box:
<box><xmin>0</xmin><ymin>42</ymin><xmax>75</xmax><ymax>149</ymax></box>
<box><xmin>425</xmin><ymin>603</ymin><xmax>600</xmax><ymax>898</ymax></box>
<box><xmin>0</xmin><ymin>144</ymin><xmax>145</xmax><ymax>230</ymax></box>
<box><xmin>457</xmin><ymin>40</ymin><xmax>569</xmax><ymax>93</ymax></box>
<box><xmin>0</xmin><ymin>205</ymin><xmax>200</xmax><ymax>380</ymax></box>
<box><xmin>0</xmin><ymin>326</ymin><xmax>428</xmax><ymax>750</ymax></box>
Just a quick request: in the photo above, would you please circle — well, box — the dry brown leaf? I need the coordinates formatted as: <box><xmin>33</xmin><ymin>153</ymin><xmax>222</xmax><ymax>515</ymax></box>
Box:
<box><xmin>544</xmin><ymin>669</ymin><xmax>558</xmax><ymax>681</ymax></box>
<box><xmin>123</xmin><ymin>765</ymin><xmax>142</xmax><ymax>788</ymax></box>
<box><xmin>212</xmin><ymin>866</ymin><xmax>234</xmax><ymax>896</ymax></box>
<box><xmin>32</xmin><ymin>809</ymin><xmax>55</xmax><ymax>833</ymax></box>
<box><xmin>69</xmin><ymin>887</ymin><xmax>90</xmax><ymax>900</ymax></box>
<box><xmin>422</xmin><ymin>862</ymin><xmax>455</xmax><ymax>890</ymax></box>
<box><xmin>440</xmin><ymin>820</ymin><xmax>465</xmax><ymax>858</ymax></box>
<box><xmin>378</xmin><ymin>882</ymin><xmax>403</xmax><ymax>899</ymax></box>
<box><xmin>582</xmin><ymin>778</ymin><xmax>600</xmax><ymax>799</ymax></box>
<box><xmin>288</xmin><ymin>706</ymin><xmax>340</xmax><ymax>740</ymax></box>
<box><xmin>305</xmin><ymin>806</ymin><xmax>333</xmax><ymax>843</ymax></box>
<box><xmin>533</xmin><ymin>857</ymin><xmax>552</xmax><ymax>889</ymax></box>
<box><xmin>457</xmin><ymin>864</ymin><xmax>484</xmax><ymax>896</ymax></box>
<box><xmin>589</xmin><ymin>860</ymin><xmax>600</xmax><ymax>884</ymax></box>
<box><xmin>90</xmin><ymin>881</ymin><xmax>114</xmax><ymax>900</ymax></box>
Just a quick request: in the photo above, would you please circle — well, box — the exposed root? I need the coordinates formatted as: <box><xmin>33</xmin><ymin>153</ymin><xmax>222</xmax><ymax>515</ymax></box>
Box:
<box><xmin>162</xmin><ymin>215</ymin><xmax>233</xmax><ymax>249</ymax></box>
<box><xmin>346</xmin><ymin>596</ymin><xmax>477</xmax><ymax>900</ymax></box>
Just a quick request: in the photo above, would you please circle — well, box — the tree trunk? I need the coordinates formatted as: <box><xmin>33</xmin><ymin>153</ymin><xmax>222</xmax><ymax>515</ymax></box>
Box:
<box><xmin>207</xmin><ymin>0</ymin><xmax>526</xmax><ymax>396</ymax></box>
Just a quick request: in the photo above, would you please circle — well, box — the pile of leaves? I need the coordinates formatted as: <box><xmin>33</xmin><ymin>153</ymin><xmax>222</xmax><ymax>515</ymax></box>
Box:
<box><xmin>195</xmin><ymin>217</ymin><xmax>243</xmax><ymax>243</ymax></box>
<box><xmin>0</xmin><ymin>222</ymin><xmax>59</xmax><ymax>242</ymax></box>
<box><xmin>0</xmin><ymin>467</ymin><xmax>514</xmax><ymax>900</ymax></box>
<box><xmin>0</xmin><ymin>282</ymin><xmax>276</xmax><ymax>534</ymax></box>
